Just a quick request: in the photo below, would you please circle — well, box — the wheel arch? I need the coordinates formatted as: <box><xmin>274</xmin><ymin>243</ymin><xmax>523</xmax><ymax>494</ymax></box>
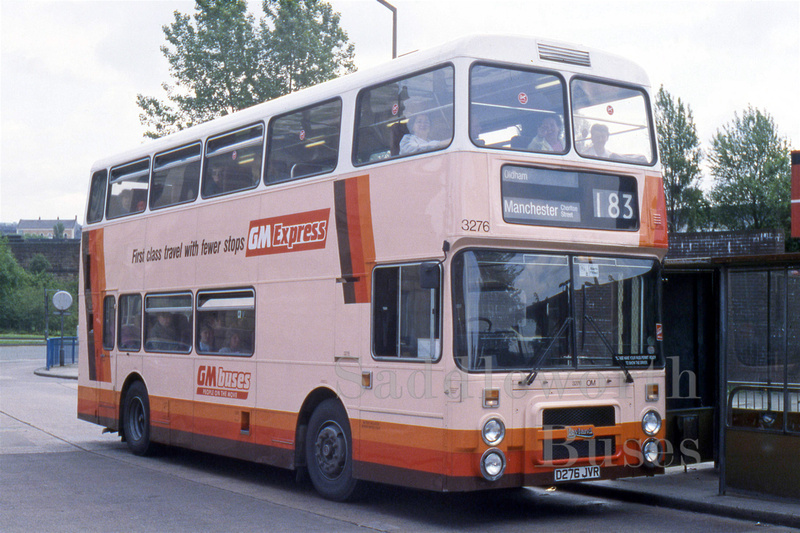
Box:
<box><xmin>294</xmin><ymin>386</ymin><xmax>342</xmax><ymax>469</ymax></box>
<box><xmin>118</xmin><ymin>372</ymin><xmax>146</xmax><ymax>441</ymax></box>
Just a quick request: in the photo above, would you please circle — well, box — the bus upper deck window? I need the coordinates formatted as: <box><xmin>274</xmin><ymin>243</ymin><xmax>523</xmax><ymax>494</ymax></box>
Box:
<box><xmin>266</xmin><ymin>99</ymin><xmax>342</xmax><ymax>184</ymax></box>
<box><xmin>571</xmin><ymin>79</ymin><xmax>655</xmax><ymax>165</ymax></box>
<box><xmin>151</xmin><ymin>142</ymin><xmax>201</xmax><ymax>210</ymax></box>
<box><xmin>469</xmin><ymin>64</ymin><xmax>567</xmax><ymax>154</ymax></box>
<box><xmin>87</xmin><ymin>170</ymin><xmax>107</xmax><ymax>224</ymax></box>
<box><xmin>202</xmin><ymin>124</ymin><xmax>263</xmax><ymax>198</ymax></box>
<box><xmin>107</xmin><ymin>159</ymin><xmax>150</xmax><ymax>220</ymax></box>
<box><xmin>353</xmin><ymin>65</ymin><xmax>454</xmax><ymax>165</ymax></box>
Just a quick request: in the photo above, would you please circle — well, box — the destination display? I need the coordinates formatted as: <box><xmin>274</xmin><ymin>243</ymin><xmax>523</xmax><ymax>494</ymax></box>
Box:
<box><xmin>501</xmin><ymin>165</ymin><xmax>639</xmax><ymax>231</ymax></box>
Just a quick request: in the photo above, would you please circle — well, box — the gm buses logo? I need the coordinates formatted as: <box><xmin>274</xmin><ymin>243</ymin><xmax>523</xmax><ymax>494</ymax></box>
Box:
<box><xmin>246</xmin><ymin>208</ymin><xmax>330</xmax><ymax>257</ymax></box>
<box><xmin>197</xmin><ymin>365</ymin><xmax>252</xmax><ymax>400</ymax></box>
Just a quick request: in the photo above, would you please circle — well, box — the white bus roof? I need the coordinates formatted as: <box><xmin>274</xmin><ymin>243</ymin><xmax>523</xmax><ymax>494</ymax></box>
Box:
<box><xmin>91</xmin><ymin>34</ymin><xmax>651</xmax><ymax>171</ymax></box>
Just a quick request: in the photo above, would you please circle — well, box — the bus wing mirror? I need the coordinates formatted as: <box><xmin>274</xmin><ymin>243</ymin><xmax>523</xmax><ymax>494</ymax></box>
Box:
<box><xmin>420</xmin><ymin>262</ymin><xmax>440</xmax><ymax>290</ymax></box>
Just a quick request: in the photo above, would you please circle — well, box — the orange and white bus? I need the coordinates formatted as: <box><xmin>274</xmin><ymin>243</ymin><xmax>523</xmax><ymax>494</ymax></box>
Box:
<box><xmin>78</xmin><ymin>35</ymin><xmax>668</xmax><ymax>500</ymax></box>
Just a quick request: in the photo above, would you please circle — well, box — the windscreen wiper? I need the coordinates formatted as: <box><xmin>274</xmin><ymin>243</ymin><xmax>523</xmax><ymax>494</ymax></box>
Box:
<box><xmin>520</xmin><ymin>317</ymin><xmax>572</xmax><ymax>386</ymax></box>
<box><xmin>582</xmin><ymin>314</ymin><xmax>634</xmax><ymax>383</ymax></box>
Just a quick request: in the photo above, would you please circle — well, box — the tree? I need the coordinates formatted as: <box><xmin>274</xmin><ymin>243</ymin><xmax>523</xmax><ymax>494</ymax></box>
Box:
<box><xmin>53</xmin><ymin>221</ymin><xmax>65</xmax><ymax>240</ymax></box>
<box><xmin>654</xmin><ymin>86</ymin><xmax>706</xmax><ymax>232</ymax></box>
<box><xmin>262</xmin><ymin>0</ymin><xmax>355</xmax><ymax>95</ymax></box>
<box><xmin>0</xmin><ymin>239</ymin><xmax>78</xmax><ymax>334</ymax></box>
<box><xmin>708</xmin><ymin>106</ymin><xmax>791</xmax><ymax>232</ymax></box>
<box><xmin>28</xmin><ymin>253</ymin><xmax>52</xmax><ymax>276</ymax></box>
<box><xmin>0</xmin><ymin>238</ymin><xmax>25</xmax><ymax>302</ymax></box>
<box><xmin>138</xmin><ymin>0</ymin><xmax>356</xmax><ymax>138</ymax></box>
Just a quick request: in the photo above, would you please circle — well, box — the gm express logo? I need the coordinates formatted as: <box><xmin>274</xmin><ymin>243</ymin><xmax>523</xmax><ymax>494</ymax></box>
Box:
<box><xmin>197</xmin><ymin>365</ymin><xmax>252</xmax><ymax>399</ymax></box>
<box><xmin>246</xmin><ymin>208</ymin><xmax>330</xmax><ymax>257</ymax></box>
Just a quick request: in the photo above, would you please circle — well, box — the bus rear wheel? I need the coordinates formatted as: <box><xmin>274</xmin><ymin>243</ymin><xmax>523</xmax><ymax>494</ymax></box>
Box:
<box><xmin>122</xmin><ymin>381</ymin><xmax>153</xmax><ymax>456</ymax></box>
<box><xmin>305</xmin><ymin>399</ymin><xmax>359</xmax><ymax>501</ymax></box>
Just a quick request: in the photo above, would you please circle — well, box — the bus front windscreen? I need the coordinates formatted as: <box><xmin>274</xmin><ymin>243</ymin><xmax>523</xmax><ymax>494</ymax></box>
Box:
<box><xmin>453</xmin><ymin>250</ymin><xmax>662</xmax><ymax>372</ymax></box>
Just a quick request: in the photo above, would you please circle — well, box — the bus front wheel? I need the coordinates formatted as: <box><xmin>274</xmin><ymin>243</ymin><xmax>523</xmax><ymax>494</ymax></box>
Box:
<box><xmin>305</xmin><ymin>399</ymin><xmax>359</xmax><ymax>501</ymax></box>
<box><xmin>122</xmin><ymin>381</ymin><xmax>153</xmax><ymax>456</ymax></box>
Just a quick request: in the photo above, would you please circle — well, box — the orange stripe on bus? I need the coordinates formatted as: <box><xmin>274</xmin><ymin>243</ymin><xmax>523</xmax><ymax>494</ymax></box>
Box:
<box><xmin>353</xmin><ymin>174</ymin><xmax>376</xmax><ymax>302</ymax></box>
<box><xmin>87</xmin><ymin>229</ymin><xmax>111</xmax><ymax>383</ymax></box>
<box><xmin>334</xmin><ymin>175</ymin><xmax>376</xmax><ymax>304</ymax></box>
<box><xmin>78</xmin><ymin>385</ymin><xmax>662</xmax><ymax>479</ymax></box>
<box><xmin>639</xmin><ymin>173</ymin><xmax>668</xmax><ymax>249</ymax></box>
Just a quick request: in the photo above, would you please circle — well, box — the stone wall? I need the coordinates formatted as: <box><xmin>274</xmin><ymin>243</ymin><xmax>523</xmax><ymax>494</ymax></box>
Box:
<box><xmin>7</xmin><ymin>239</ymin><xmax>80</xmax><ymax>278</ymax></box>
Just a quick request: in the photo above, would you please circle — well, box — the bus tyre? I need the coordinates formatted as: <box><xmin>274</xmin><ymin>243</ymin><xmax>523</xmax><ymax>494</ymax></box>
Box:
<box><xmin>305</xmin><ymin>399</ymin><xmax>359</xmax><ymax>501</ymax></box>
<box><xmin>122</xmin><ymin>381</ymin><xmax>153</xmax><ymax>456</ymax></box>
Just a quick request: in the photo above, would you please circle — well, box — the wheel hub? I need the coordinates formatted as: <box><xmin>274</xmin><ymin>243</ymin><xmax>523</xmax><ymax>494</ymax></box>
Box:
<box><xmin>314</xmin><ymin>422</ymin><xmax>346</xmax><ymax>479</ymax></box>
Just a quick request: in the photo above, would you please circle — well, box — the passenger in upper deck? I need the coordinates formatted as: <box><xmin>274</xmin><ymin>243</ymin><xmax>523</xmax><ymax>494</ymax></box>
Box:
<box><xmin>399</xmin><ymin>113</ymin><xmax>449</xmax><ymax>155</ymax></box>
<box><xmin>585</xmin><ymin>123</ymin><xmax>615</xmax><ymax>159</ymax></box>
<box><xmin>204</xmin><ymin>162</ymin><xmax>230</xmax><ymax>196</ymax></box>
<box><xmin>527</xmin><ymin>116</ymin><xmax>564</xmax><ymax>153</ymax></box>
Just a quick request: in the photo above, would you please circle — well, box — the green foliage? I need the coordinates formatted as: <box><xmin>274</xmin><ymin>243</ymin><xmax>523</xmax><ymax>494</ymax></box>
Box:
<box><xmin>0</xmin><ymin>238</ymin><xmax>25</xmax><ymax>300</ymax></box>
<box><xmin>53</xmin><ymin>221</ymin><xmax>65</xmax><ymax>239</ymax></box>
<box><xmin>0</xmin><ymin>239</ymin><xmax>78</xmax><ymax>335</ymax></box>
<box><xmin>708</xmin><ymin>106</ymin><xmax>791</xmax><ymax>233</ymax></box>
<box><xmin>262</xmin><ymin>0</ymin><xmax>356</xmax><ymax>95</ymax></box>
<box><xmin>138</xmin><ymin>0</ymin><xmax>356</xmax><ymax>138</ymax></box>
<box><xmin>655</xmin><ymin>86</ymin><xmax>707</xmax><ymax>232</ymax></box>
<box><xmin>28</xmin><ymin>253</ymin><xmax>52</xmax><ymax>275</ymax></box>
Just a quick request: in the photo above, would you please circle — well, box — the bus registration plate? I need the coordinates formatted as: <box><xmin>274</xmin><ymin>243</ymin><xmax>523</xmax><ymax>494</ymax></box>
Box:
<box><xmin>554</xmin><ymin>466</ymin><xmax>601</xmax><ymax>482</ymax></box>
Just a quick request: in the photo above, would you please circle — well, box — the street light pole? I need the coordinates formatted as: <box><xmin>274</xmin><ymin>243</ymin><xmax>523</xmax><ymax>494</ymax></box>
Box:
<box><xmin>375</xmin><ymin>0</ymin><xmax>397</xmax><ymax>59</ymax></box>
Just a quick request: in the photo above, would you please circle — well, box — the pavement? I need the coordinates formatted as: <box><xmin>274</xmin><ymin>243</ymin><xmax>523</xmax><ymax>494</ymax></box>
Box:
<box><xmin>33</xmin><ymin>362</ymin><xmax>800</xmax><ymax>529</ymax></box>
<box><xmin>564</xmin><ymin>463</ymin><xmax>800</xmax><ymax>529</ymax></box>
<box><xmin>34</xmin><ymin>362</ymin><xmax>78</xmax><ymax>380</ymax></box>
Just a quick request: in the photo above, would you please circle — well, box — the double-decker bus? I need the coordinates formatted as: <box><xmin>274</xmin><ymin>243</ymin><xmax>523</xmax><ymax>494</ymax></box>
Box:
<box><xmin>78</xmin><ymin>35</ymin><xmax>668</xmax><ymax>500</ymax></box>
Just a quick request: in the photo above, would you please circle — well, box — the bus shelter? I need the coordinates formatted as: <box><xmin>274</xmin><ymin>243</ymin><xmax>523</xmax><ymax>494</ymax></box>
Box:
<box><xmin>720</xmin><ymin>256</ymin><xmax>800</xmax><ymax>499</ymax></box>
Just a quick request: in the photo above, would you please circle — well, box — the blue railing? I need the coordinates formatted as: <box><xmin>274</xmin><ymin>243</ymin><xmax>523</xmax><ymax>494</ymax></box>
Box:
<box><xmin>46</xmin><ymin>337</ymin><xmax>78</xmax><ymax>369</ymax></box>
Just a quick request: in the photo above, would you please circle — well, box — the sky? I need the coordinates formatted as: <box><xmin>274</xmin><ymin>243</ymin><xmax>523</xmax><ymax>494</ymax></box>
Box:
<box><xmin>1</xmin><ymin>0</ymin><xmax>798</xmax><ymax>225</ymax></box>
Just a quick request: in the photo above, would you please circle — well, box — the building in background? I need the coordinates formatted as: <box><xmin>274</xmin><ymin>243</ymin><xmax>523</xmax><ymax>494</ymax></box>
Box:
<box><xmin>0</xmin><ymin>222</ymin><xmax>18</xmax><ymax>236</ymax></box>
<box><xmin>16</xmin><ymin>217</ymin><xmax>82</xmax><ymax>239</ymax></box>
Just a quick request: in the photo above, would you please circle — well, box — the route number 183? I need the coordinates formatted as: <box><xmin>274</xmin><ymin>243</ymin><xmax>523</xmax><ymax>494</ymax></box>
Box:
<box><xmin>594</xmin><ymin>189</ymin><xmax>634</xmax><ymax>220</ymax></box>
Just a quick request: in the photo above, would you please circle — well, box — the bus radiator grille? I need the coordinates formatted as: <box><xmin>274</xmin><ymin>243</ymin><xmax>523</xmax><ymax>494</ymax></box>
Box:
<box><xmin>542</xmin><ymin>406</ymin><xmax>616</xmax><ymax>428</ymax></box>
<box><xmin>544</xmin><ymin>437</ymin><xmax>616</xmax><ymax>461</ymax></box>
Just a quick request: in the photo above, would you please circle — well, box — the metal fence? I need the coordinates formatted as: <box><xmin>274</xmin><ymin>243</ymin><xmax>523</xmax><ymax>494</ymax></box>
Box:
<box><xmin>46</xmin><ymin>337</ymin><xmax>78</xmax><ymax>369</ymax></box>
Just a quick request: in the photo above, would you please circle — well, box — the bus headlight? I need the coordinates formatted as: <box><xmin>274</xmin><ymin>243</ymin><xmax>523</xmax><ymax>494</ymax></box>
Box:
<box><xmin>642</xmin><ymin>410</ymin><xmax>661</xmax><ymax>436</ymax></box>
<box><xmin>480</xmin><ymin>448</ymin><xmax>506</xmax><ymax>481</ymax></box>
<box><xmin>482</xmin><ymin>417</ymin><xmax>505</xmax><ymax>446</ymax></box>
<box><xmin>642</xmin><ymin>438</ymin><xmax>661</xmax><ymax>466</ymax></box>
